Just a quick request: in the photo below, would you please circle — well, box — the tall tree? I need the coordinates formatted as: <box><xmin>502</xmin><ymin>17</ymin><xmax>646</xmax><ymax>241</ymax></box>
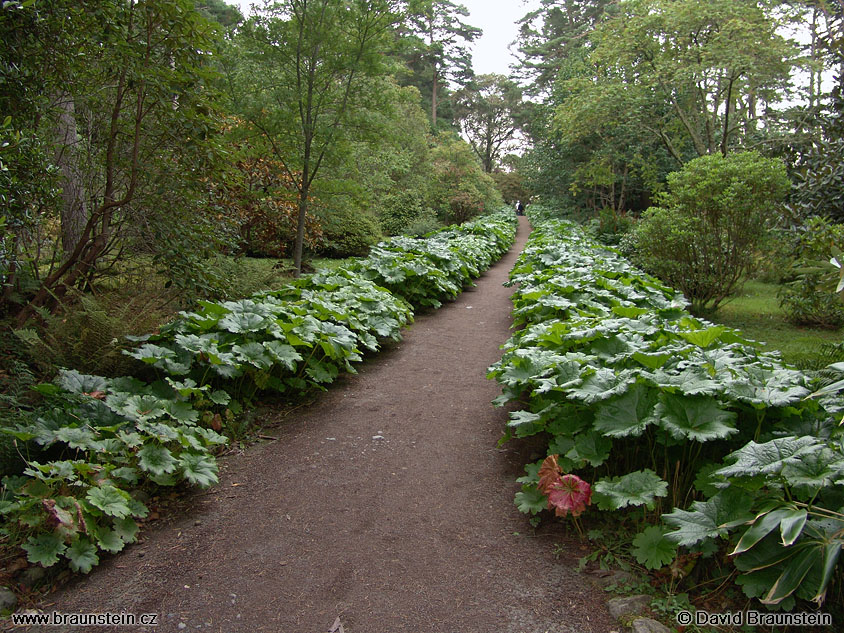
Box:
<box><xmin>401</xmin><ymin>0</ymin><xmax>481</xmax><ymax>126</ymax></box>
<box><xmin>5</xmin><ymin>0</ymin><xmax>223</xmax><ymax>322</ymax></box>
<box><xmin>229</xmin><ymin>0</ymin><xmax>399</xmax><ymax>275</ymax></box>
<box><xmin>453</xmin><ymin>74</ymin><xmax>523</xmax><ymax>172</ymax></box>
<box><xmin>556</xmin><ymin>0</ymin><xmax>795</xmax><ymax>163</ymax></box>
<box><xmin>513</xmin><ymin>0</ymin><xmax>612</xmax><ymax>93</ymax></box>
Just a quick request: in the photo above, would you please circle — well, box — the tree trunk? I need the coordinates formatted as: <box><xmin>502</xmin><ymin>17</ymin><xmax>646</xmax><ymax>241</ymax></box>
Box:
<box><xmin>293</xmin><ymin>144</ymin><xmax>311</xmax><ymax>277</ymax></box>
<box><xmin>54</xmin><ymin>93</ymin><xmax>88</xmax><ymax>258</ymax></box>
<box><xmin>721</xmin><ymin>76</ymin><xmax>735</xmax><ymax>156</ymax></box>
<box><xmin>293</xmin><ymin>186</ymin><xmax>308</xmax><ymax>278</ymax></box>
<box><xmin>431</xmin><ymin>66</ymin><xmax>438</xmax><ymax>127</ymax></box>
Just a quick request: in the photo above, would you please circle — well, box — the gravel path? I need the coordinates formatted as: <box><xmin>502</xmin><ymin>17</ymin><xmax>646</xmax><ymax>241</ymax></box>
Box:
<box><xmin>26</xmin><ymin>217</ymin><xmax>615</xmax><ymax>633</ymax></box>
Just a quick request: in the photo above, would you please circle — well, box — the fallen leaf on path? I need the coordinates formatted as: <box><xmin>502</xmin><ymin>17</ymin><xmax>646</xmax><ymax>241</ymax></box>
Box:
<box><xmin>329</xmin><ymin>616</ymin><xmax>345</xmax><ymax>633</ymax></box>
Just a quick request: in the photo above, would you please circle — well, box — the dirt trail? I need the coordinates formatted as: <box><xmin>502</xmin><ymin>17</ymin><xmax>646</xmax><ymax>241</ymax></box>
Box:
<box><xmin>28</xmin><ymin>217</ymin><xmax>615</xmax><ymax>633</ymax></box>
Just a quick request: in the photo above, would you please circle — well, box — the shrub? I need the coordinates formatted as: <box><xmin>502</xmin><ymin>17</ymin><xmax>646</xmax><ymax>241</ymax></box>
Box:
<box><xmin>403</xmin><ymin>208</ymin><xmax>441</xmax><ymax>237</ymax></box>
<box><xmin>632</xmin><ymin>151</ymin><xmax>790</xmax><ymax>313</ymax></box>
<box><xmin>429</xmin><ymin>133</ymin><xmax>504</xmax><ymax>224</ymax></box>
<box><xmin>586</xmin><ymin>206</ymin><xmax>634</xmax><ymax>246</ymax></box>
<box><xmin>320</xmin><ymin>207</ymin><xmax>382</xmax><ymax>257</ymax></box>
<box><xmin>492</xmin><ymin>213</ymin><xmax>843</xmax><ymax>611</ymax></box>
<box><xmin>376</xmin><ymin>191</ymin><xmax>426</xmax><ymax>236</ymax></box>
<box><xmin>778</xmin><ymin>216</ymin><xmax>844</xmax><ymax>328</ymax></box>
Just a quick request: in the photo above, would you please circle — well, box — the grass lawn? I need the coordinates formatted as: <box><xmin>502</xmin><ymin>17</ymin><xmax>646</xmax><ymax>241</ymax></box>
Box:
<box><xmin>710</xmin><ymin>280</ymin><xmax>842</xmax><ymax>368</ymax></box>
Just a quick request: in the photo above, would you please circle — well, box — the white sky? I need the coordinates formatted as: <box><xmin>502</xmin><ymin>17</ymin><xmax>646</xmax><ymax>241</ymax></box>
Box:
<box><xmin>231</xmin><ymin>0</ymin><xmax>542</xmax><ymax>77</ymax></box>
<box><xmin>459</xmin><ymin>0</ymin><xmax>543</xmax><ymax>76</ymax></box>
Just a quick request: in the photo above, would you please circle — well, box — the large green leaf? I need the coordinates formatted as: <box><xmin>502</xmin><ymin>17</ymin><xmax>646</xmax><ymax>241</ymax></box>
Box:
<box><xmin>566</xmin><ymin>367</ymin><xmax>635</xmax><ymax>404</ymax></box>
<box><xmin>678</xmin><ymin>326</ymin><xmax>725</xmax><ymax>348</ymax></box>
<box><xmin>632</xmin><ymin>526</ymin><xmax>678</xmax><ymax>569</ymax></box>
<box><xmin>632</xmin><ymin>351</ymin><xmax>672</xmax><ymax>369</ymax></box>
<box><xmin>22</xmin><ymin>533</ymin><xmax>67</xmax><ymax>567</ymax></box>
<box><xmin>664</xmin><ymin>489</ymin><xmax>754</xmax><ymax>546</ymax></box>
<box><xmin>515</xmin><ymin>486</ymin><xmax>547</xmax><ymax>515</ymax></box>
<box><xmin>86</xmin><ymin>485</ymin><xmax>133</xmax><ymax>519</ymax></box>
<box><xmin>219</xmin><ymin>310</ymin><xmax>268</xmax><ymax>333</ymax></box>
<box><xmin>565</xmin><ymin>431</ymin><xmax>612</xmax><ymax>467</ymax></box>
<box><xmin>507</xmin><ymin>411</ymin><xmax>544</xmax><ymax>438</ymax></box>
<box><xmin>781</xmin><ymin>447</ymin><xmax>844</xmax><ymax>488</ymax></box>
<box><xmin>66</xmin><ymin>537</ymin><xmax>99</xmax><ymax>573</ymax></box>
<box><xmin>179</xmin><ymin>453</ymin><xmax>219</xmax><ymax>488</ymax></box>
<box><xmin>95</xmin><ymin>528</ymin><xmax>125</xmax><ymax>554</ymax></box>
<box><xmin>232</xmin><ymin>342</ymin><xmax>274</xmax><ymax>369</ymax></box>
<box><xmin>56</xmin><ymin>369</ymin><xmax>109</xmax><ymax>394</ymax></box>
<box><xmin>54</xmin><ymin>427</ymin><xmax>99</xmax><ymax>450</ymax></box>
<box><xmin>137</xmin><ymin>444</ymin><xmax>178</xmax><ymax>477</ymax></box>
<box><xmin>715</xmin><ymin>436</ymin><xmax>821</xmax><ymax>479</ymax></box>
<box><xmin>656</xmin><ymin>393</ymin><xmax>737</xmax><ymax>442</ymax></box>
<box><xmin>593</xmin><ymin>469</ymin><xmax>668</xmax><ymax>511</ymax></box>
<box><xmin>593</xmin><ymin>384</ymin><xmax>659</xmax><ymax>438</ymax></box>
<box><xmin>263</xmin><ymin>341</ymin><xmax>302</xmax><ymax>371</ymax></box>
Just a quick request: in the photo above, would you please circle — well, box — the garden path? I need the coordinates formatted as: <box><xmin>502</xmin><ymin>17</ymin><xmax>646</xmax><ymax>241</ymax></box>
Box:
<box><xmin>32</xmin><ymin>217</ymin><xmax>615</xmax><ymax>633</ymax></box>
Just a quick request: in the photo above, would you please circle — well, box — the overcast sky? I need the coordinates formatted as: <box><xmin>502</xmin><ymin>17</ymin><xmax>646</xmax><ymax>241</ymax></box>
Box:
<box><xmin>457</xmin><ymin>0</ymin><xmax>542</xmax><ymax>76</ymax></box>
<box><xmin>232</xmin><ymin>1</ymin><xmax>542</xmax><ymax>78</ymax></box>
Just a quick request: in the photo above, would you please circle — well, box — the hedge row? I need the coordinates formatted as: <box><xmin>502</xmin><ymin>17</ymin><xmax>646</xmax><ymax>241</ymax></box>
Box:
<box><xmin>489</xmin><ymin>211</ymin><xmax>842</xmax><ymax>609</ymax></box>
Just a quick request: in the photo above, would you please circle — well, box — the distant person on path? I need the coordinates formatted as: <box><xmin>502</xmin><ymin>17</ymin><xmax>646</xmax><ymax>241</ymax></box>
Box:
<box><xmin>516</xmin><ymin>200</ymin><xmax>525</xmax><ymax>216</ymax></box>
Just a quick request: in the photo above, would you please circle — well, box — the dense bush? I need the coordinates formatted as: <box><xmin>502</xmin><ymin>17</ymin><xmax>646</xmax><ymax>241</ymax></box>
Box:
<box><xmin>585</xmin><ymin>206</ymin><xmax>634</xmax><ymax>246</ymax></box>
<box><xmin>429</xmin><ymin>134</ymin><xmax>504</xmax><ymax>224</ymax></box>
<box><xmin>320</xmin><ymin>207</ymin><xmax>382</xmax><ymax>257</ymax></box>
<box><xmin>402</xmin><ymin>208</ymin><xmax>441</xmax><ymax>237</ymax></box>
<box><xmin>632</xmin><ymin>151</ymin><xmax>790</xmax><ymax>313</ymax></box>
<box><xmin>778</xmin><ymin>216</ymin><xmax>844</xmax><ymax>329</ymax></box>
<box><xmin>376</xmin><ymin>190</ymin><xmax>430</xmax><ymax>236</ymax></box>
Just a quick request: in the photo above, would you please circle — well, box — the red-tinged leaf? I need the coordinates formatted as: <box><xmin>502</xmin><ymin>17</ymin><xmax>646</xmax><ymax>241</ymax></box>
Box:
<box><xmin>211</xmin><ymin>413</ymin><xmax>223</xmax><ymax>432</ymax></box>
<box><xmin>83</xmin><ymin>391</ymin><xmax>107</xmax><ymax>400</ymax></box>
<box><xmin>537</xmin><ymin>455</ymin><xmax>592</xmax><ymax>518</ymax></box>
<box><xmin>538</xmin><ymin>454</ymin><xmax>562</xmax><ymax>493</ymax></box>
<box><xmin>548</xmin><ymin>473</ymin><xmax>593</xmax><ymax>517</ymax></box>
<box><xmin>42</xmin><ymin>499</ymin><xmax>75</xmax><ymax>532</ymax></box>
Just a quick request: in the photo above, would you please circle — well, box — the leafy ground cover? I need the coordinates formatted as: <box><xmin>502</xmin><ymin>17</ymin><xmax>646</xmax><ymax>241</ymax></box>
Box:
<box><xmin>0</xmin><ymin>211</ymin><xmax>516</xmax><ymax>577</ymax></box>
<box><xmin>489</xmin><ymin>208</ymin><xmax>843</xmax><ymax>622</ymax></box>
